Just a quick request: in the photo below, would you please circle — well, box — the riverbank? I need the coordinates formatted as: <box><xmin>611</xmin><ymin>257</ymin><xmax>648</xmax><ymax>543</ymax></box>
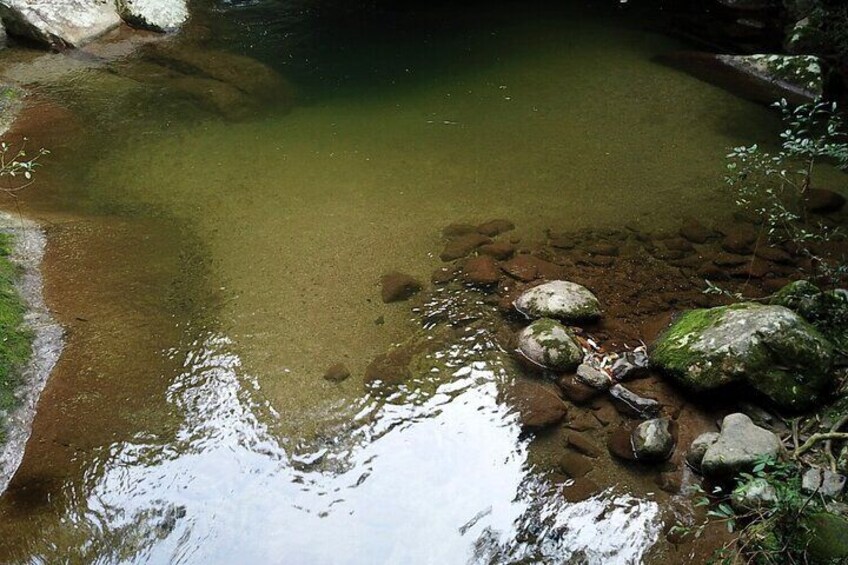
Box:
<box><xmin>0</xmin><ymin>214</ymin><xmax>61</xmax><ymax>492</ymax></box>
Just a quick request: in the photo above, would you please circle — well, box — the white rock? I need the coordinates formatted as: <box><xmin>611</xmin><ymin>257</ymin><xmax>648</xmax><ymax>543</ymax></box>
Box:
<box><xmin>513</xmin><ymin>280</ymin><xmax>601</xmax><ymax>322</ymax></box>
<box><xmin>115</xmin><ymin>0</ymin><xmax>188</xmax><ymax>32</ymax></box>
<box><xmin>0</xmin><ymin>0</ymin><xmax>121</xmax><ymax>48</ymax></box>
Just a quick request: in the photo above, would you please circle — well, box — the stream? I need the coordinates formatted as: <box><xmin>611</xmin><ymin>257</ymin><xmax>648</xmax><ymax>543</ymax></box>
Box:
<box><xmin>0</xmin><ymin>1</ymin><xmax>784</xmax><ymax>563</ymax></box>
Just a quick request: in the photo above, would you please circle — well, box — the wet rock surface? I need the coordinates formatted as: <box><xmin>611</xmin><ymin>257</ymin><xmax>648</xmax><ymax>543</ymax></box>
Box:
<box><xmin>575</xmin><ymin>363</ymin><xmax>611</xmax><ymax>391</ymax></box>
<box><xmin>609</xmin><ymin>384</ymin><xmax>660</xmax><ymax>418</ymax></box>
<box><xmin>513</xmin><ymin>280</ymin><xmax>601</xmax><ymax>323</ymax></box>
<box><xmin>516</xmin><ymin>318</ymin><xmax>583</xmax><ymax>371</ymax></box>
<box><xmin>364</xmin><ymin>214</ymin><xmax>848</xmax><ymax>561</ymax></box>
<box><xmin>611</xmin><ymin>349</ymin><xmax>650</xmax><ymax>382</ymax></box>
<box><xmin>632</xmin><ymin>418</ymin><xmax>675</xmax><ymax>461</ymax></box>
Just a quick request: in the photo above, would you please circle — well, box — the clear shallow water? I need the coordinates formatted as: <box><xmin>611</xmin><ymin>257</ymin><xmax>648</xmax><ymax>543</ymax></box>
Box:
<box><xmin>0</xmin><ymin>1</ymin><xmax>781</xmax><ymax>562</ymax></box>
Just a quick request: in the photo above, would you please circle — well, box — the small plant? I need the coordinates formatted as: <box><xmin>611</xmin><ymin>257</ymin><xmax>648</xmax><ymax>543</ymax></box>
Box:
<box><xmin>673</xmin><ymin>457</ymin><xmax>829</xmax><ymax>564</ymax></box>
<box><xmin>724</xmin><ymin>99</ymin><xmax>848</xmax><ymax>285</ymax></box>
<box><xmin>0</xmin><ymin>138</ymin><xmax>49</xmax><ymax>196</ymax></box>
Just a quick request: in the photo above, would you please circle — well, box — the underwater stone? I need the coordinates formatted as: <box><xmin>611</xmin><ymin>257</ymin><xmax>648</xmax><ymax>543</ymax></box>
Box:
<box><xmin>503</xmin><ymin>379</ymin><xmax>568</xmax><ymax>430</ymax></box>
<box><xmin>380</xmin><ymin>271</ymin><xmax>422</xmax><ymax>303</ymax></box>
<box><xmin>476</xmin><ymin>219</ymin><xmax>515</xmax><ymax>237</ymax></box>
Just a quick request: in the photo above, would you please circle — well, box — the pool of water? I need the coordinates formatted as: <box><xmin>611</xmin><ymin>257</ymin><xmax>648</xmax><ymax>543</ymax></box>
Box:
<box><xmin>0</xmin><ymin>1</ymin><xmax>782</xmax><ymax>562</ymax></box>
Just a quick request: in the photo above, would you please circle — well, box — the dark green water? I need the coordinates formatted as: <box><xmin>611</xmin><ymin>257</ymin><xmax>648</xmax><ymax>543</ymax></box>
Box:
<box><xmin>0</xmin><ymin>1</ymin><xmax>782</xmax><ymax>562</ymax></box>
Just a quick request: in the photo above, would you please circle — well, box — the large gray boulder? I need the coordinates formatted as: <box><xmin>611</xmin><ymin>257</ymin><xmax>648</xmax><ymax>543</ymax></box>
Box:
<box><xmin>650</xmin><ymin>303</ymin><xmax>834</xmax><ymax>410</ymax></box>
<box><xmin>701</xmin><ymin>413</ymin><xmax>782</xmax><ymax>478</ymax></box>
<box><xmin>516</xmin><ymin>318</ymin><xmax>583</xmax><ymax>371</ymax></box>
<box><xmin>513</xmin><ymin>280</ymin><xmax>601</xmax><ymax>323</ymax></box>
<box><xmin>0</xmin><ymin>0</ymin><xmax>121</xmax><ymax>49</ymax></box>
<box><xmin>115</xmin><ymin>0</ymin><xmax>188</xmax><ymax>32</ymax></box>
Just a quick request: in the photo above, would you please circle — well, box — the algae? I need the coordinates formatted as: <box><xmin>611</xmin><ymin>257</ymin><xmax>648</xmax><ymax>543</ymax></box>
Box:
<box><xmin>0</xmin><ymin>232</ymin><xmax>33</xmax><ymax>443</ymax></box>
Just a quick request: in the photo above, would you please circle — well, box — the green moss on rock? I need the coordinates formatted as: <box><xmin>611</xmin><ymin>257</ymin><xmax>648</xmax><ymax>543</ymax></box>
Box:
<box><xmin>0</xmin><ymin>232</ymin><xmax>33</xmax><ymax>443</ymax></box>
<box><xmin>805</xmin><ymin>512</ymin><xmax>848</xmax><ymax>562</ymax></box>
<box><xmin>650</xmin><ymin>303</ymin><xmax>834</xmax><ymax>410</ymax></box>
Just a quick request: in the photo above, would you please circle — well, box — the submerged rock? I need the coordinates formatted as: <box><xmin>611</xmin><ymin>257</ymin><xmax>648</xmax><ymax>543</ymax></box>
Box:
<box><xmin>516</xmin><ymin>318</ymin><xmax>583</xmax><ymax>371</ymax></box>
<box><xmin>323</xmin><ymin>363</ymin><xmax>351</xmax><ymax>383</ymax></box>
<box><xmin>477</xmin><ymin>219</ymin><xmax>515</xmax><ymax>237</ymax></box>
<box><xmin>566</xmin><ymin>432</ymin><xmax>603</xmax><ymax>458</ymax></box>
<box><xmin>440</xmin><ymin>233</ymin><xmax>491</xmax><ymax>261</ymax></box>
<box><xmin>503</xmin><ymin>379</ymin><xmax>568</xmax><ymax>430</ymax></box>
<box><xmin>0</xmin><ymin>0</ymin><xmax>121</xmax><ymax>49</ymax></box>
<box><xmin>461</xmin><ymin>255</ymin><xmax>500</xmax><ymax>286</ymax></box>
<box><xmin>513</xmin><ymin>280</ymin><xmax>601</xmax><ymax>323</ymax></box>
<box><xmin>116</xmin><ymin>0</ymin><xmax>188</xmax><ymax>32</ymax></box>
<box><xmin>142</xmin><ymin>44</ymin><xmax>294</xmax><ymax>104</ymax></box>
<box><xmin>650</xmin><ymin>303</ymin><xmax>834</xmax><ymax>410</ymax></box>
<box><xmin>679</xmin><ymin>218</ymin><xmax>718</xmax><ymax>244</ymax></box>
<box><xmin>632</xmin><ymin>418</ymin><xmax>675</xmax><ymax>461</ymax></box>
<box><xmin>701</xmin><ymin>413</ymin><xmax>781</xmax><ymax>478</ymax></box>
<box><xmin>479</xmin><ymin>241</ymin><xmax>515</xmax><ymax>260</ymax></box>
<box><xmin>559</xmin><ymin>450</ymin><xmax>594</xmax><ymax>478</ymax></box>
<box><xmin>558</xmin><ymin>374</ymin><xmax>600</xmax><ymax>405</ymax></box>
<box><xmin>607</xmin><ymin>425</ymin><xmax>638</xmax><ymax>461</ymax></box>
<box><xmin>380</xmin><ymin>271</ymin><xmax>422</xmax><ymax>303</ymax></box>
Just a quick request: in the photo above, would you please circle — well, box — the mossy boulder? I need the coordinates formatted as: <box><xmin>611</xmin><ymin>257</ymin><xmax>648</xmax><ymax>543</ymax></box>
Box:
<box><xmin>805</xmin><ymin>512</ymin><xmax>848</xmax><ymax>562</ymax></box>
<box><xmin>770</xmin><ymin>280</ymin><xmax>848</xmax><ymax>352</ymax></box>
<box><xmin>650</xmin><ymin>303</ymin><xmax>834</xmax><ymax>410</ymax></box>
<box><xmin>516</xmin><ymin>318</ymin><xmax>583</xmax><ymax>371</ymax></box>
<box><xmin>513</xmin><ymin>280</ymin><xmax>601</xmax><ymax>323</ymax></box>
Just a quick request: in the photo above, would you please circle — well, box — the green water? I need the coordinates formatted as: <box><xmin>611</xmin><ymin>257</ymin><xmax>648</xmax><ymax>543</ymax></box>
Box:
<box><xmin>0</xmin><ymin>1</ymin><xmax>783</xmax><ymax>562</ymax></box>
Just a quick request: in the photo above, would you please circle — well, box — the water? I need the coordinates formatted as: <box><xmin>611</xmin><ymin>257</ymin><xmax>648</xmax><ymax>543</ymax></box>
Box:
<box><xmin>0</xmin><ymin>1</ymin><xmax>781</xmax><ymax>562</ymax></box>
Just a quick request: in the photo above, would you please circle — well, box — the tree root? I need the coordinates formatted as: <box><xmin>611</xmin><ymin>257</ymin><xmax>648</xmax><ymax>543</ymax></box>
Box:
<box><xmin>794</xmin><ymin>432</ymin><xmax>848</xmax><ymax>458</ymax></box>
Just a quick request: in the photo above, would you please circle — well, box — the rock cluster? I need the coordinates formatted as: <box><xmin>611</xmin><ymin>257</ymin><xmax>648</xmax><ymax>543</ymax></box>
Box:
<box><xmin>0</xmin><ymin>0</ymin><xmax>190</xmax><ymax>50</ymax></box>
<box><xmin>367</xmin><ymin>216</ymin><xmax>848</xmax><ymax>513</ymax></box>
